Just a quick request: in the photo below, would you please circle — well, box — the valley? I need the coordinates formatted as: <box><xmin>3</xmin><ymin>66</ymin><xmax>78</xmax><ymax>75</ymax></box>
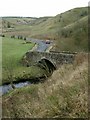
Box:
<box><xmin>0</xmin><ymin>6</ymin><xmax>88</xmax><ymax>118</ymax></box>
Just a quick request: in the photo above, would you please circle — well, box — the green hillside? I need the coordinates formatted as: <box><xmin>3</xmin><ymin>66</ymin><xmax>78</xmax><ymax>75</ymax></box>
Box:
<box><xmin>1</xmin><ymin>7</ymin><xmax>88</xmax><ymax>52</ymax></box>
<box><xmin>1</xmin><ymin>7</ymin><xmax>88</xmax><ymax>118</ymax></box>
<box><xmin>54</xmin><ymin>16</ymin><xmax>88</xmax><ymax>52</ymax></box>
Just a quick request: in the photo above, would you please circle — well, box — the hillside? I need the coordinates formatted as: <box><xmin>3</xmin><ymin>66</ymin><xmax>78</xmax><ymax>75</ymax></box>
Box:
<box><xmin>2</xmin><ymin>53</ymin><xmax>88</xmax><ymax>118</ymax></box>
<box><xmin>1</xmin><ymin>7</ymin><xmax>88</xmax><ymax>51</ymax></box>
<box><xmin>1</xmin><ymin>7</ymin><xmax>88</xmax><ymax>118</ymax></box>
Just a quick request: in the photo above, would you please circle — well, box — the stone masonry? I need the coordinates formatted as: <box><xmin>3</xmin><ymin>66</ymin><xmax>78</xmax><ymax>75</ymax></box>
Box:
<box><xmin>22</xmin><ymin>51</ymin><xmax>76</xmax><ymax>68</ymax></box>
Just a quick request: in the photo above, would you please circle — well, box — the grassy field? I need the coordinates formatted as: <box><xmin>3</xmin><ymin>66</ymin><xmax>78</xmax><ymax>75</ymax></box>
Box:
<box><xmin>2</xmin><ymin>53</ymin><xmax>88</xmax><ymax>118</ymax></box>
<box><xmin>2</xmin><ymin>37</ymin><xmax>46</xmax><ymax>85</ymax></box>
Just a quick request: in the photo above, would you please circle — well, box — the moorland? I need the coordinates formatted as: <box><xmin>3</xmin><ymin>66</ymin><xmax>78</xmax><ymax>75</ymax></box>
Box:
<box><xmin>0</xmin><ymin>7</ymin><xmax>88</xmax><ymax>118</ymax></box>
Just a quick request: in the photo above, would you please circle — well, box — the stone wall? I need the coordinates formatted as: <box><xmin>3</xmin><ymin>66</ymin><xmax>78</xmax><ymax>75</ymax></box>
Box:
<box><xmin>22</xmin><ymin>51</ymin><xmax>76</xmax><ymax>67</ymax></box>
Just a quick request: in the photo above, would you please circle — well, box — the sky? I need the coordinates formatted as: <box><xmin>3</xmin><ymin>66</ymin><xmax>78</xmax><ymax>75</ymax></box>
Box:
<box><xmin>0</xmin><ymin>0</ymin><xmax>89</xmax><ymax>17</ymax></box>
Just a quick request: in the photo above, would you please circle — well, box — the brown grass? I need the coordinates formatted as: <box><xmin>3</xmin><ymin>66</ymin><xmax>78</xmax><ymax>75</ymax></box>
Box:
<box><xmin>2</xmin><ymin>53</ymin><xmax>88</xmax><ymax>118</ymax></box>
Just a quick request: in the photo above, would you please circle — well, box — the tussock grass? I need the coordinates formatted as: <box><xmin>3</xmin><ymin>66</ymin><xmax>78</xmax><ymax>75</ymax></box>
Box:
<box><xmin>2</xmin><ymin>53</ymin><xmax>88</xmax><ymax>118</ymax></box>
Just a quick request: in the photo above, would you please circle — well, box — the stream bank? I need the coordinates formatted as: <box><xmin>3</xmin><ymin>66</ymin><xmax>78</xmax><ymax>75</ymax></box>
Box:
<box><xmin>0</xmin><ymin>38</ymin><xmax>54</xmax><ymax>95</ymax></box>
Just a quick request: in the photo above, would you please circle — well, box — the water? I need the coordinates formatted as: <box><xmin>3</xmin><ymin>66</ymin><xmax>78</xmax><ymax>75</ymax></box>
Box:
<box><xmin>0</xmin><ymin>81</ymin><xmax>31</xmax><ymax>95</ymax></box>
<box><xmin>0</xmin><ymin>38</ymin><xmax>53</xmax><ymax>95</ymax></box>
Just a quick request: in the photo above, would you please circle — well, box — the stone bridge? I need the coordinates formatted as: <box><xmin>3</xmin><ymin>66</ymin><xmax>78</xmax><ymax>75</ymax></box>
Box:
<box><xmin>22</xmin><ymin>51</ymin><xmax>76</xmax><ymax>68</ymax></box>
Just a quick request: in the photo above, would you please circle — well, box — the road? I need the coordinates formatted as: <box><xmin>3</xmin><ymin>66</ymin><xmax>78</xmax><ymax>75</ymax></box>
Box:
<box><xmin>0</xmin><ymin>38</ymin><xmax>53</xmax><ymax>95</ymax></box>
<box><xmin>26</xmin><ymin>38</ymin><xmax>53</xmax><ymax>52</ymax></box>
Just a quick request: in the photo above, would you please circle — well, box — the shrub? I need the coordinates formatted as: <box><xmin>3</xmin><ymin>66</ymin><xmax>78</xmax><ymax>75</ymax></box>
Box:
<box><xmin>2</xmin><ymin>34</ymin><xmax>5</xmax><ymax>37</ymax></box>
<box><xmin>18</xmin><ymin>35</ymin><xmax>23</xmax><ymax>39</ymax></box>
<box><xmin>11</xmin><ymin>35</ymin><xmax>15</xmax><ymax>38</ymax></box>
<box><xmin>80</xmin><ymin>11</ymin><xmax>88</xmax><ymax>17</ymax></box>
<box><xmin>7</xmin><ymin>22</ymin><xmax>11</xmax><ymax>28</ymax></box>
<box><xmin>24</xmin><ymin>37</ymin><xmax>26</xmax><ymax>40</ymax></box>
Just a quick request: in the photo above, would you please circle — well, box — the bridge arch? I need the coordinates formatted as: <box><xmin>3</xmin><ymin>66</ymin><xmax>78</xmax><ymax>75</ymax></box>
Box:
<box><xmin>38</xmin><ymin>58</ymin><xmax>56</xmax><ymax>74</ymax></box>
<box><xmin>22</xmin><ymin>51</ymin><xmax>75</xmax><ymax>67</ymax></box>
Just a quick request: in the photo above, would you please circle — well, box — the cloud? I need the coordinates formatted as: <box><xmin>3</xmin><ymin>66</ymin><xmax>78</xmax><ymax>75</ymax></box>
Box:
<box><xmin>0</xmin><ymin>0</ymin><xmax>88</xmax><ymax>17</ymax></box>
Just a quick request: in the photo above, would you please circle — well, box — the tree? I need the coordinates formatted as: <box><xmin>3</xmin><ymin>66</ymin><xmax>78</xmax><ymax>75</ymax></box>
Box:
<box><xmin>7</xmin><ymin>22</ymin><xmax>11</xmax><ymax>28</ymax></box>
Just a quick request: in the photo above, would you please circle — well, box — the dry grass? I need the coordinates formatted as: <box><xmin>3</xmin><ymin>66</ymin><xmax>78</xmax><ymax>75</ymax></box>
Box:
<box><xmin>2</xmin><ymin>53</ymin><xmax>88</xmax><ymax>118</ymax></box>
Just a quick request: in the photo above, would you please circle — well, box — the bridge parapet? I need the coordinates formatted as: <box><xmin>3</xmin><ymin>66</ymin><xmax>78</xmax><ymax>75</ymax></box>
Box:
<box><xmin>22</xmin><ymin>51</ymin><xmax>76</xmax><ymax>67</ymax></box>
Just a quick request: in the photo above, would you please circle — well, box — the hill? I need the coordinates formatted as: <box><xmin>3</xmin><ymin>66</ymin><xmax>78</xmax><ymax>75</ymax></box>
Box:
<box><xmin>1</xmin><ymin>7</ymin><xmax>88</xmax><ymax>52</ymax></box>
<box><xmin>1</xmin><ymin>7</ymin><xmax>88</xmax><ymax>118</ymax></box>
<box><xmin>2</xmin><ymin>53</ymin><xmax>88</xmax><ymax>118</ymax></box>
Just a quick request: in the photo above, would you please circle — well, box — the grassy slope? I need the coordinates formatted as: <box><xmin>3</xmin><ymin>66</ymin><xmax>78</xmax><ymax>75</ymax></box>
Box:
<box><xmin>2</xmin><ymin>37</ymin><xmax>46</xmax><ymax>85</ymax></box>
<box><xmin>1</xmin><ymin>7</ymin><xmax>88</xmax><ymax>118</ymax></box>
<box><xmin>54</xmin><ymin>15</ymin><xmax>88</xmax><ymax>52</ymax></box>
<box><xmin>2</xmin><ymin>53</ymin><xmax>88</xmax><ymax>118</ymax></box>
<box><xmin>2</xmin><ymin>7</ymin><xmax>88</xmax><ymax>52</ymax></box>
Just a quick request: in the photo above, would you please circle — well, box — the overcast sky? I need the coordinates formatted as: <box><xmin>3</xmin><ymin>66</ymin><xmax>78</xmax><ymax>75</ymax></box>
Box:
<box><xmin>0</xmin><ymin>0</ymin><xmax>89</xmax><ymax>17</ymax></box>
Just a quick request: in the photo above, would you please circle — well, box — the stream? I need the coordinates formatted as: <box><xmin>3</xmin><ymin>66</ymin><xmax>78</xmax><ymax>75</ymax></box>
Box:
<box><xmin>0</xmin><ymin>38</ymin><xmax>53</xmax><ymax>95</ymax></box>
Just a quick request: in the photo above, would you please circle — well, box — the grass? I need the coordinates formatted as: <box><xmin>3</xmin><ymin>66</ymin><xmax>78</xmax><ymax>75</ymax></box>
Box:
<box><xmin>2</xmin><ymin>7</ymin><xmax>88</xmax><ymax>52</ymax></box>
<box><xmin>1</xmin><ymin>7</ymin><xmax>88</xmax><ymax>118</ymax></box>
<box><xmin>2</xmin><ymin>37</ymin><xmax>46</xmax><ymax>85</ymax></box>
<box><xmin>2</xmin><ymin>53</ymin><xmax>88</xmax><ymax>118</ymax></box>
<box><xmin>54</xmin><ymin>15</ymin><xmax>88</xmax><ymax>52</ymax></box>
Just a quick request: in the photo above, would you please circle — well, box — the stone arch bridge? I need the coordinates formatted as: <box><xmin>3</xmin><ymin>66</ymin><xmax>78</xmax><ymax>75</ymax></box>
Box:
<box><xmin>22</xmin><ymin>51</ymin><xmax>76</xmax><ymax>68</ymax></box>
